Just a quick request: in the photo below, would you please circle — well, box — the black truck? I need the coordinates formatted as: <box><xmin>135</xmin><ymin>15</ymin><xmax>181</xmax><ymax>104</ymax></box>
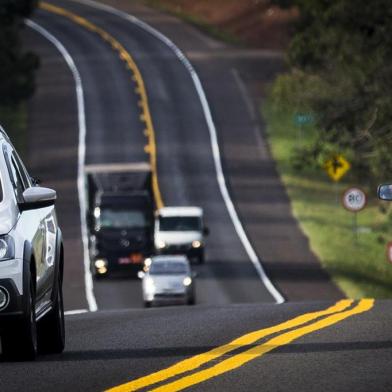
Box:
<box><xmin>85</xmin><ymin>163</ymin><xmax>155</xmax><ymax>277</ymax></box>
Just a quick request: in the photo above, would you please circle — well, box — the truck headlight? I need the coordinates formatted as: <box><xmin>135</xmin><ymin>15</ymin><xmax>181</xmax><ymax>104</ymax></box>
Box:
<box><xmin>94</xmin><ymin>258</ymin><xmax>108</xmax><ymax>274</ymax></box>
<box><xmin>192</xmin><ymin>240</ymin><xmax>202</xmax><ymax>249</ymax></box>
<box><xmin>156</xmin><ymin>240</ymin><xmax>166</xmax><ymax>249</ymax></box>
<box><xmin>0</xmin><ymin>236</ymin><xmax>15</xmax><ymax>261</ymax></box>
<box><xmin>183</xmin><ymin>277</ymin><xmax>192</xmax><ymax>286</ymax></box>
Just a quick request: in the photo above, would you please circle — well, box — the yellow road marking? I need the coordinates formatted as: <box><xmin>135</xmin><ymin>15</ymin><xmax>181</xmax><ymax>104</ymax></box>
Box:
<box><xmin>40</xmin><ymin>2</ymin><xmax>164</xmax><ymax>209</ymax></box>
<box><xmin>152</xmin><ymin>299</ymin><xmax>374</xmax><ymax>392</ymax></box>
<box><xmin>107</xmin><ymin>300</ymin><xmax>353</xmax><ymax>391</ymax></box>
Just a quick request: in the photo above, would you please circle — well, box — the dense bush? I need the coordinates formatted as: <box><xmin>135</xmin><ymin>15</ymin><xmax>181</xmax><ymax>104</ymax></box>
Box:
<box><xmin>269</xmin><ymin>0</ymin><xmax>392</xmax><ymax>181</ymax></box>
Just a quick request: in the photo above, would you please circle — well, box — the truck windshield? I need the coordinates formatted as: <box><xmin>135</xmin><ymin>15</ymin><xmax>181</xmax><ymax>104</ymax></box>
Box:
<box><xmin>159</xmin><ymin>216</ymin><xmax>201</xmax><ymax>231</ymax></box>
<box><xmin>149</xmin><ymin>261</ymin><xmax>188</xmax><ymax>275</ymax></box>
<box><xmin>99</xmin><ymin>209</ymin><xmax>149</xmax><ymax>229</ymax></box>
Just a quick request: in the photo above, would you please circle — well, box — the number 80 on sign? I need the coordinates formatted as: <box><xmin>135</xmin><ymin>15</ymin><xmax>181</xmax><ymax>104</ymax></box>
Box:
<box><xmin>342</xmin><ymin>188</ymin><xmax>367</xmax><ymax>212</ymax></box>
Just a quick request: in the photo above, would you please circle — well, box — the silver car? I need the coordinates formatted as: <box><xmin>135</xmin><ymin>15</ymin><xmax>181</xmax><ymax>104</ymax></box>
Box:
<box><xmin>138</xmin><ymin>255</ymin><xmax>195</xmax><ymax>307</ymax></box>
<box><xmin>0</xmin><ymin>126</ymin><xmax>64</xmax><ymax>360</ymax></box>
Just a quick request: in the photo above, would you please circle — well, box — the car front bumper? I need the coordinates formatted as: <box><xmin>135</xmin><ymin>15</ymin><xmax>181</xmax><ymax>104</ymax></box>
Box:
<box><xmin>0</xmin><ymin>278</ymin><xmax>25</xmax><ymax>323</ymax></box>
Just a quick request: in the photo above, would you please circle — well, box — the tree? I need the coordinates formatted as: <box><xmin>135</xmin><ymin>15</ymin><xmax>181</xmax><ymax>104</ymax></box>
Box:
<box><xmin>271</xmin><ymin>0</ymin><xmax>392</xmax><ymax>180</ymax></box>
<box><xmin>0</xmin><ymin>0</ymin><xmax>39</xmax><ymax>107</ymax></box>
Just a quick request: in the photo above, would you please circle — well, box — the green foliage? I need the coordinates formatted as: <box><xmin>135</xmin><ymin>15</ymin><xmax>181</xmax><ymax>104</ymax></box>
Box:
<box><xmin>263</xmin><ymin>103</ymin><xmax>392</xmax><ymax>299</ymax></box>
<box><xmin>270</xmin><ymin>0</ymin><xmax>392</xmax><ymax>182</ymax></box>
<box><xmin>0</xmin><ymin>0</ymin><xmax>39</xmax><ymax>107</ymax></box>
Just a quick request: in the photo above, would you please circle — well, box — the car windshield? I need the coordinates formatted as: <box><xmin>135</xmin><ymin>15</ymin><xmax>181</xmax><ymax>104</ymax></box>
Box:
<box><xmin>159</xmin><ymin>216</ymin><xmax>201</xmax><ymax>231</ymax></box>
<box><xmin>99</xmin><ymin>209</ymin><xmax>149</xmax><ymax>229</ymax></box>
<box><xmin>149</xmin><ymin>261</ymin><xmax>188</xmax><ymax>275</ymax></box>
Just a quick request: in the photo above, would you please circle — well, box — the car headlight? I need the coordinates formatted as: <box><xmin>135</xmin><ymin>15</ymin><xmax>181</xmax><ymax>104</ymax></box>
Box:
<box><xmin>156</xmin><ymin>240</ymin><xmax>166</xmax><ymax>249</ymax></box>
<box><xmin>183</xmin><ymin>277</ymin><xmax>192</xmax><ymax>287</ymax></box>
<box><xmin>94</xmin><ymin>259</ymin><xmax>107</xmax><ymax>269</ymax></box>
<box><xmin>0</xmin><ymin>236</ymin><xmax>15</xmax><ymax>261</ymax></box>
<box><xmin>192</xmin><ymin>240</ymin><xmax>202</xmax><ymax>249</ymax></box>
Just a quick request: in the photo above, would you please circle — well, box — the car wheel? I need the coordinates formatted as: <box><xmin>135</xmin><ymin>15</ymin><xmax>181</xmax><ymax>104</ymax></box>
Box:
<box><xmin>144</xmin><ymin>301</ymin><xmax>152</xmax><ymax>308</ymax></box>
<box><xmin>37</xmin><ymin>273</ymin><xmax>65</xmax><ymax>354</ymax></box>
<box><xmin>1</xmin><ymin>277</ymin><xmax>38</xmax><ymax>361</ymax></box>
<box><xmin>187</xmin><ymin>296</ymin><xmax>195</xmax><ymax>305</ymax></box>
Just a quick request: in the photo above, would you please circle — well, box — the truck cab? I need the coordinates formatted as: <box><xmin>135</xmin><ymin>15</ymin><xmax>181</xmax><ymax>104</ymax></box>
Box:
<box><xmin>154</xmin><ymin>207</ymin><xmax>208</xmax><ymax>264</ymax></box>
<box><xmin>85</xmin><ymin>163</ymin><xmax>154</xmax><ymax>277</ymax></box>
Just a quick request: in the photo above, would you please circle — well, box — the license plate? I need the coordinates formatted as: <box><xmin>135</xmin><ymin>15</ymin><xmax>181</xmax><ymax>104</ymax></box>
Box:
<box><xmin>118</xmin><ymin>253</ymin><xmax>144</xmax><ymax>265</ymax></box>
<box><xmin>118</xmin><ymin>257</ymin><xmax>132</xmax><ymax>265</ymax></box>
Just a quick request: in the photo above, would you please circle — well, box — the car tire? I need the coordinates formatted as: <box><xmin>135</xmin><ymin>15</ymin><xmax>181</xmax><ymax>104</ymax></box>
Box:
<box><xmin>1</xmin><ymin>277</ymin><xmax>38</xmax><ymax>361</ymax></box>
<box><xmin>187</xmin><ymin>296</ymin><xmax>195</xmax><ymax>305</ymax></box>
<box><xmin>37</xmin><ymin>274</ymin><xmax>65</xmax><ymax>355</ymax></box>
<box><xmin>144</xmin><ymin>301</ymin><xmax>152</xmax><ymax>308</ymax></box>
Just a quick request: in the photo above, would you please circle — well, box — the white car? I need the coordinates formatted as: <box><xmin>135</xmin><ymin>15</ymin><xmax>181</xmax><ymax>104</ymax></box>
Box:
<box><xmin>138</xmin><ymin>255</ymin><xmax>195</xmax><ymax>307</ymax></box>
<box><xmin>154</xmin><ymin>207</ymin><xmax>209</xmax><ymax>264</ymax></box>
<box><xmin>0</xmin><ymin>126</ymin><xmax>64</xmax><ymax>360</ymax></box>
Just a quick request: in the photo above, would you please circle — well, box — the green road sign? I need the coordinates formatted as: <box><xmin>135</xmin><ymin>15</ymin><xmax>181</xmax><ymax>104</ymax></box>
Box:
<box><xmin>294</xmin><ymin>113</ymin><xmax>314</xmax><ymax>126</ymax></box>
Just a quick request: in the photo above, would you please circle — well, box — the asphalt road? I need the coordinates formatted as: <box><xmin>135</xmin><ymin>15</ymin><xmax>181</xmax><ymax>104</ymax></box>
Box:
<box><xmin>1</xmin><ymin>1</ymin><xmax>390</xmax><ymax>391</ymax></box>
<box><xmin>31</xmin><ymin>0</ymin><xmax>278</xmax><ymax>311</ymax></box>
<box><xmin>1</xmin><ymin>300</ymin><xmax>391</xmax><ymax>391</ymax></box>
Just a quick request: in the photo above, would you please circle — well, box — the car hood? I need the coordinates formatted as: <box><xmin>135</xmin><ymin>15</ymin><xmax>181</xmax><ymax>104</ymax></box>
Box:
<box><xmin>149</xmin><ymin>275</ymin><xmax>189</xmax><ymax>293</ymax></box>
<box><xmin>0</xmin><ymin>199</ymin><xmax>16</xmax><ymax>235</ymax></box>
<box><xmin>155</xmin><ymin>231</ymin><xmax>202</xmax><ymax>246</ymax></box>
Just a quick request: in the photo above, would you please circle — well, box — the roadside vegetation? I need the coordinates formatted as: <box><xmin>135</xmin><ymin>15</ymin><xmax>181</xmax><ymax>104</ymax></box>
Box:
<box><xmin>142</xmin><ymin>0</ymin><xmax>296</xmax><ymax>50</ymax></box>
<box><xmin>144</xmin><ymin>0</ymin><xmax>392</xmax><ymax>298</ymax></box>
<box><xmin>0</xmin><ymin>0</ymin><xmax>39</xmax><ymax>154</ymax></box>
<box><xmin>264</xmin><ymin>0</ymin><xmax>392</xmax><ymax>298</ymax></box>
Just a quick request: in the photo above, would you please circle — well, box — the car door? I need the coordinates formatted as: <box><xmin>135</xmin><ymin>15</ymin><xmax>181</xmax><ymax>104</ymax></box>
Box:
<box><xmin>2</xmin><ymin>145</ymin><xmax>42</xmax><ymax>297</ymax></box>
<box><xmin>11</xmin><ymin>149</ymin><xmax>57</xmax><ymax>309</ymax></box>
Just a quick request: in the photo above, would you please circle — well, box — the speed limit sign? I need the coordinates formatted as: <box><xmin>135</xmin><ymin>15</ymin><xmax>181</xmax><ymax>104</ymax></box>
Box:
<box><xmin>342</xmin><ymin>188</ymin><xmax>367</xmax><ymax>212</ymax></box>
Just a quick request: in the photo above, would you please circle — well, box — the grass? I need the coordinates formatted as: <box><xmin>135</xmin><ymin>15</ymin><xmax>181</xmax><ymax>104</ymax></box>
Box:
<box><xmin>142</xmin><ymin>0</ymin><xmax>244</xmax><ymax>46</ymax></box>
<box><xmin>0</xmin><ymin>105</ymin><xmax>27</xmax><ymax>158</ymax></box>
<box><xmin>263</xmin><ymin>104</ymin><xmax>392</xmax><ymax>299</ymax></box>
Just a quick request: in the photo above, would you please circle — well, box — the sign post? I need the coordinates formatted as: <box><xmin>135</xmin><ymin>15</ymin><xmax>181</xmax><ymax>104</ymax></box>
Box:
<box><xmin>294</xmin><ymin>113</ymin><xmax>314</xmax><ymax>144</ymax></box>
<box><xmin>342</xmin><ymin>187</ymin><xmax>367</xmax><ymax>243</ymax></box>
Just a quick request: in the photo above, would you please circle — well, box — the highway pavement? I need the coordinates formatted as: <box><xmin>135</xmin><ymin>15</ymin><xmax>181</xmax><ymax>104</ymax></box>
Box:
<box><xmin>1</xmin><ymin>299</ymin><xmax>391</xmax><ymax>391</ymax></box>
<box><xmin>1</xmin><ymin>0</ymin><xmax>390</xmax><ymax>391</ymax></box>
<box><xmin>30</xmin><ymin>0</ymin><xmax>280</xmax><ymax>311</ymax></box>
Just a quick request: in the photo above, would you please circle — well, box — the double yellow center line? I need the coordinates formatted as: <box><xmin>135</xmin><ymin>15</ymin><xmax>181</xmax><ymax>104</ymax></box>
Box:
<box><xmin>107</xmin><ymin>299</ymin><xmax>373</xmax><ymax>391</ymax></box>
<box><xmin>40</xmin><ymin>1</ymin><xmax>164</xmax><ymax>209</ymax></box>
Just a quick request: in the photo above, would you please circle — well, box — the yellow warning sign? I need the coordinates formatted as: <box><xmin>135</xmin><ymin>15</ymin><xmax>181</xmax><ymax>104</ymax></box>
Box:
<box><xmin>324</xmin><ymin>155</ymin><xmax>351</xmax><ymax>182</ymax></box>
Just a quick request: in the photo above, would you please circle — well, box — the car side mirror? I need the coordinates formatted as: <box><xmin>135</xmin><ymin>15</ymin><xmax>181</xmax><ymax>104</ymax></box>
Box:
<box><xmin>378</xmin><ymin>184</ymin><xmax>392</xmax><ymax>201</ymax></box>
<box><xmin>19</xmin><ymin>187</ymin><xmax>56</xmax><ymax>211</ymax></box>
<box><xmin>203</xmin><ymin>227</ymin><xmax>210</xmax><ymax>236</ymax></box>
<box><xmin>137</xmin><ymin>271</ymin><xmax>145</xmax><ymax>279</ymax></box>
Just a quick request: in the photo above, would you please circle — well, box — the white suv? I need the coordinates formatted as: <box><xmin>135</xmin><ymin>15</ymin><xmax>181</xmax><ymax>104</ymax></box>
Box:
<box><xmin>0</xmin><ymin>126</ymin><xmax>65</xmax><ymax>360</ymax></box>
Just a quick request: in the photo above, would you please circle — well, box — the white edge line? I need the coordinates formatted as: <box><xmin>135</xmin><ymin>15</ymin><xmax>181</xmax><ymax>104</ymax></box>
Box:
<box><xmin>65</xmin><ymin>309</ymin><xmax>89</xmax><ymax>316</ymax></box>
<box><xmin>73</xmin><ymin>0</ymin><xmax>285</xmax><ymax>304</ymax></box>
<box><xmin>26</xmin><ymin>19</ymin><xmax>98</xmax><ymax>312</ymax></box>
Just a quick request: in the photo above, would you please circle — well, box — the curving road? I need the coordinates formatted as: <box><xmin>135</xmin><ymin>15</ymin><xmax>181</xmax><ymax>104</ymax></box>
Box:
<box><xmin>1</xmin><ymin>1</ymin><xmax>389</xmax><ymax>391</ymax></box>
<box><xmin>30</xmin><ymin>0</ymin><xmax>280</xmax><ymax>311</ymax></box>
